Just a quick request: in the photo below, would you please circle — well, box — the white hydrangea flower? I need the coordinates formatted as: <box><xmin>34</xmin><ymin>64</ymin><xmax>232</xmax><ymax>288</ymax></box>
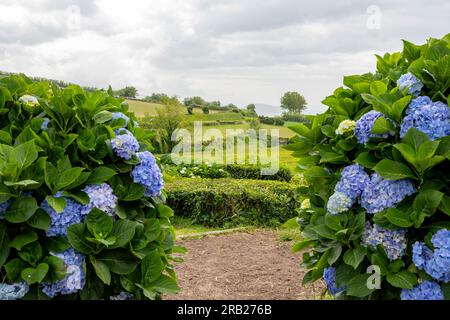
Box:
<box><xmin>19</xmin><ymin>94</ymin><xmax>39</xmax><ymax>107</ymax></box>
<box><xmin>335</xmin><ymin>120</ymin><xmax>356</xmax><ymax>135</ymax></box>
<box><xmin>300</xmin><ymin>199</ymin><xmax>311</xmax><ymax>210</ymax></box>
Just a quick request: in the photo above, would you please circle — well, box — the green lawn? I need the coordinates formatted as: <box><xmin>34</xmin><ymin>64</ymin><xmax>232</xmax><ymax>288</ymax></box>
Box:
<box><xmin>127</xmin><ymin>99</ymin><xmax>164</xmax><ymax>117</ymax></box>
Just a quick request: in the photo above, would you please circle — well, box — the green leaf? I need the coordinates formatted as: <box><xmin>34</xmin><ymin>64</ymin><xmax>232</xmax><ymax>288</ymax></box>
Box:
<box><xmin>3</xmin><ymin>180</ymin><xmax>39</xmax><ymax>187</ymax></box>
<box><xmin>86</xmin><ymin>208</ymin><xmax>113</xmax><ymax>239</ymax></box>
<box><xmin>156</xmin><ymin>204</ymin><xmax>174</xmax><ymax>218</ymax></box>
<box><xmin>386</xmin><ymin>271</ymin><xmax>417</xmax><ymax>289</ymax></box>
<box><xmin>0</xmin><ymin>185</ymin><xmax>12</xmax><ymax>203</ymax></box>
<box><xmin>141</xmin><ymin>249</ymin><xmax>165</xmax><ymax>286</ymax></box>
<box><xmin>86</xmin><ymin>167</ymin><xmax>116</xmax><ymax>184</ymax></box>
<box><xmin>343</xmin><ymin>247</ymin><xmax>366</xmax><ymax>269</ymax></box>
<box><xmin>346</xmin><ymin>274</ymin><xmax>375</xmax><ymax>297</ymax></box>
<box><xmin>9</xmin><ymin>232</ymin><xmax>38</xmax><ymax>250</ymax></box>
<box><xmin>5</xmin><ymin>197</ymin><xmax>38</xmax><ymax>223</ymax></box>
<box><xmin>327</xmin><ymin>245</ymin><xmax>342</xmax><ymax>265</ymax></box>
<box><xmin>0</xmin><ymin>222</ymin><xmax>10</xmax><ymax>268</ymax></box>
<box><xmin>54</xmin><ymin>167</ymin><xmax>84</xmax><ymax>191</ymax></box>
<box><xmin>417</xmin><ymin>140</ymin><xmax>440</xmax><ymax>160</ymax></box>
<box><xmin>374</xmin><ymin>159</ymin><xmax>416</xmax><ymax>180</ymax></box>
<box><xmin>394</xmin><ymin>143</ymin><xmax>416</xmax><ymax>166</ymax></box>
<box><xmin>27</xmin><ymin>209</ymin><xmax>51</xmax><ymax>231</ymax></box>
<box><xmin>97</xmin><ymin>249</ymin><xmax>139</xmax><ymax>275</ymax></box>
<box><xmin>9</xmin><ymin>140</ymin><xmax>38</xmax><ymax>171</ymax></box>
<box><xmin>18</xmin><ymin>242</ymin><xmax>42</xmax><ymax>266</ymax></box>
<box><xmin>146</xmin><ymin>274</ymin><xmax>180</xmax><ymax>294</ymax></box>
<box><xmin>109</xmin><ymin>220</ymin><xmax>137</xmax><ymax>249</ymax></box>
<box><xmin>90</xmin><ymin>255</ymin><xmax>111</xmax><ymax>285</ymax></box>
<box><xmin>43</xmin><ymin>255</ymin><xmax>66</xmax><ymax>281</ymax></box>
<box><xmin>4</xmin><ymin>258</ymin><xmax>27</xmax><ymax>281</ymax></box>
<box><xmin>371</xmin><ymin>117</ymin><xmax>395</xmax><ymax>135</ymax></box>
<box><xmin>67</xmin><ymin>223</ymin><xmax>96</xmax><ymax>254</ymax></box>
<box><xmin>355</xmin><ymin>152</ymin><xmax>378</xmax><ymax>169</ymax></box>
<box><xmin>93</xmin><ymin>111</ymin><xmax>112</xmax><ymax>124</ymax></box>
<box><xmin>370</xmin><ymin>81</ymin><xmax>388</xmax><ymax>96</ymax></box>
<box><xmin>413</xmin><ymin>190</ymin><xmax>443</xmax><ymax>220</ymax></box>
<box><xmin>385</xmin><ymin>208</ymin><xmax>414</xmax><ymax>227</ymax></box>
<box><xmin>391</xmin><ymin>96</ymin><xmax>412</xmax><ymax>122</ymax></box>
<box><xmin>402</xmin><ymin>128</ymin><xmax>429</xmax><ymax>150</ymax></box>
<box><xmin>21</xmin><ymin>263</ymin><xmax>49</xmax><ymax>284</ymax></box>
<box><xmin>45</xmin><ymin>195</ymin><xmax>66</xmax><ymax>214</ymax></box>
<box><xmin>44</xmin><ymin>237</ymin><xmax>71</xmax><ymax>253</ymax></box>
<box><xmin>291</xmin><ymin>240</ymin><xmax>313</xmax><ymax>253</ymax></box>
<box><xmin>439</xmin><ymin>195</ymin><xmax>450</xmax><ymax>216</ymax></box>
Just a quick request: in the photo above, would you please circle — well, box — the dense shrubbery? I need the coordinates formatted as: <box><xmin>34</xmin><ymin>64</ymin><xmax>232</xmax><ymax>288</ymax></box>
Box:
<box><xmin>281</xmin><ymin>112</ymin><xmax>309</xmax><ymax>123</ymax></box>
<box><xmin>0</xmin><ymin>74</ymin><xmax>180</xmax><ymax>300</ymax></box>
<box><xmin>288</xmin><ymin>34</ymin><xmax>450</xmax><ymax>300</ymax></box>
<box><xmin>258</xmin><ymin>116</ymin><xmax>285</xmax><ymax>126</ymax></box>
<box><xmin>166</xmin><ymin>178</ymin><xmax>300</xmax><ymax>227</ymax></box>
<box><xmin>225</xmin><ymin>164</ymin><xmax>292</xmax><ymax>182</ymax></box>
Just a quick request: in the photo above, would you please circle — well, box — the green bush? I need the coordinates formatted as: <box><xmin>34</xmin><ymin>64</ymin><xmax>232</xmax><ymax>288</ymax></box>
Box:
<box><xmin>166</xmin><ymin>178</ymin><xmax>300</xmax><ymax>227</ymax></box>
<box><xmin>0</xmin><ymin>74</ymin><xmax>179</xmax><ymax>300</ymax></box>
<box><xmin>259</xmin><ymin>115</ymin><xmax>285</xmax><ymax>126</ymax></box>
<box><xmin>225</xmin><ymin>164</ymin><xmax>292</xmax><ymax>182</ymax></box>
<box><xmin>288</xmin><ymin>34</ymin><xmax>450</xmax><ymax>300</ymax></box>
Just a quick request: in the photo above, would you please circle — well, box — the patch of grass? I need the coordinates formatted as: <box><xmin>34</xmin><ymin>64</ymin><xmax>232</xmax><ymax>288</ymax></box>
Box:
<box><xmin>126</xmin><ymin>99</ymin><xmax>165</xmax><ymax>117</ymax></box>
<box><xmin>184</xmin><ymin>112</ymin><xmax>244</xmax><ymax>122</ymax></box>
<box><xmin>277</xmin><ymin>227</ymin><xmax>303</xmax><ymax>243</ymax></box>
<box><xmin>171</xmin><ymin>215</ymin><xmax>221</xmax><ymax>236</ymax></box>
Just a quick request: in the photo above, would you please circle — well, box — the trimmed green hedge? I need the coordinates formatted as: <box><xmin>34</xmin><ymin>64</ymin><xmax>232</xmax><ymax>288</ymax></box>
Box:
<box><xmin>225</xmin><ymin>164</ymin><xmax>292</xmax><ymax>182</ymax></box>
<box><xmin>166</xmin><ymin>178</ymin><xmax>300</xmax><ymax>227</ymax></box>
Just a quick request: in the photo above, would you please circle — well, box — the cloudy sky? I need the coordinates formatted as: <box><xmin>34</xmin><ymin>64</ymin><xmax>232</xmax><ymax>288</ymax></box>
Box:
<box><xmin>0</xmin><ymin>0</ymin><xmax>448</xmax><ymax>114</ymax></box>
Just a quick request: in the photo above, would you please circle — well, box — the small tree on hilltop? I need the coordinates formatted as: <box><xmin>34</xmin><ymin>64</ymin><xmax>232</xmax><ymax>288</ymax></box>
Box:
<box><xmin>280</xmin><ymin>91</ymin><xmax>307</xmax><ymax>113</ymax></box>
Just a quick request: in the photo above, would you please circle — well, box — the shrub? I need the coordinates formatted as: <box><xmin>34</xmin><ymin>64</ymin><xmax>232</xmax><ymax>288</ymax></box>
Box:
<box><xmin>225</xmin><ymin>164</ymin><xmax>292</xmax><ymax>182</ymax></box>
<box><xmin>166</xmin><ymin>178</ymin><xmax>300</xmax><ymax>227</ymax></box>
<box><xmin>281</xmin><ymin>111</ymin><xmax>308</xmax><ymax>123</ymax></box>
<box><xmin>259</xmin><ymin>116</ymin><xmax>285</xmax><ymax>126</ymax></box>
<box><xmin>0</xmin><ymin>74</ymin><xmax>179</xmax><ymax>300</ymax></box>
<box><xmin>287</xmin><ymin>34</ymin><xmax>450</xmax><ymax>300</ymax></box>
<box><xmin>201</xmin><ymin>106</ymin><xmax>210</xmax><ymax>114</ymax></box>
<box><xmin>176</xmin><ymin>163</ymin><xmax>230</xmax><ymax>179</ymax></box>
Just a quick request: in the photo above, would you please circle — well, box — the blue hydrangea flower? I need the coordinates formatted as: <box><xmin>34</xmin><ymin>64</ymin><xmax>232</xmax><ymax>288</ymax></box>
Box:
<box><xmin>355</xmin><ymin>111</ymin><xmax>394</xmax><ymax>144</ymax></box>
<box><xmin>361</xmin><ymin>173</ymin><xmax>416</xmax><ymax>214</ymax></box>
<box><xmin>81</xmin><ymin>183</ymin><xmax>117</xmax><ymax>217</ymax></box>
<box><xmin>362</xmin><ymin>222</ymin><xmax>407</xmax><ymax>261</ymax></box>
<box><xmin>400</xmin><ymin>97</ymin><xmax>450</xmax><ymax>140</ymax></box>
<box><xmin>323</xmin><ymin>267</ymin><xmax>346</xmax><ymax>296</ymax></box>
<box><xmin>400</xmin><ymin>281</ymin><xmax>444</xmax><ymax>300</ymax></box>
<box><xmin>131</xmin><ymin>151</ymin><xmax>164</xmax><ymax>197</ymax></box>
<box><xmin>112</xmin><ymin>112</ymin><xmax>130</xmax><ymax>126</ymax></box>
<box><xmin>0</xmin><ymin>282</ymin><xmax>29</xmax><ymax>300</ymax></box>
<box><xmin>335</xmin><ymin>164</ymin><xmax>370</xmax><ymax>202</ymax></box>
<box><xmin>41</xmin><ymin>118</ymin><xmax>50</xmax><ymax>130</ymax></box>
<box><xmin>397</xmin><ymin>73</ymin><xmax>423</xmax><ymax>96</ymax></box>
<box><xmin>0</xmin><ymin>200</ymin><xmax>11</xmax><ymax>220</ymax></box>
<box><xmin>412</xmin><ymin>229</ymin><xmax>450</xmax><ymax>282</ymax></box>
<box><xmin>41</xmin><ymin>192</ymin><xmax>83</xmax><ymax>237</ymax></box>
<box><xmin>42</xmin><ymin>248</ymin><xmax>85</xmax><ymax>298</ymax></box>
<box><xmin>110</xmin><ymin>292</ymin><xmax>134</xmax><ymax>300</ymax></box>
<box><xmin>111</xmin><ymin>129</ymin><xmax>140</xmax><ymax>160</ymax></box>
<box><xmin>326</xmin><ymin>192</ymin><xmax>352</xmax><ymax>215</ymax></box>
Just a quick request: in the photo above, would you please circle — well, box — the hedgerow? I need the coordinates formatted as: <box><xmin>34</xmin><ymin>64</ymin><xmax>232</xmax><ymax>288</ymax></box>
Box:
<box><xmin>288</xmin><ymin>34</ymin><xmax>450</xmax><ymax>299</ymax></box>
<box><xmin>166</xmin><ymin>178</ymin><xmax>300</xmax><ymax>227</ymax></box>
<box><xmin>0</xmin><ymin>74</ymin><xmax>180</xmax><ymax>300</ymax></box>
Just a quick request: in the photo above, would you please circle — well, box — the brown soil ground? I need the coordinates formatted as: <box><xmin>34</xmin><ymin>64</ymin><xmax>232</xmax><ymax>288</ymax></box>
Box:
<box><xmin>167</xmin><ymin>229</ymin><xmax>324</xmax><ymax>300</ymax></box>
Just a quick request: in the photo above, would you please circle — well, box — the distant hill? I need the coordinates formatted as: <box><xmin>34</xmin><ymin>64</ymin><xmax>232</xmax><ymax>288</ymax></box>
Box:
<box><xmin>254</xmin><ymin>104</ymin><xmax>283</xmax><ymax>116</ymax></box>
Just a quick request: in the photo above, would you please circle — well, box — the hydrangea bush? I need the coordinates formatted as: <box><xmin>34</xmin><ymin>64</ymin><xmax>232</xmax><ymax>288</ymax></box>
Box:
<box><xmin>0</xmin><ymin>74</ymin><xmax>181</xmax><ymax>300</ymax></box>
<box><xmin>287</xmin><ymin>34</ymin><xmax>450</xmax><ymax>300</ymax></box>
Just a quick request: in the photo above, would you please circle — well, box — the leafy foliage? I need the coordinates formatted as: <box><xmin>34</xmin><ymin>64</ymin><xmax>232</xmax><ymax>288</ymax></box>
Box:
<box><xmin>288</xmin><ymin>34</ymin><xmax>450</xmax><ymax>299</ymax></box>
<box><xmin>0</xmin><ymin>74</ymin><xmax>179</xmax><ymax>300</ymax></box>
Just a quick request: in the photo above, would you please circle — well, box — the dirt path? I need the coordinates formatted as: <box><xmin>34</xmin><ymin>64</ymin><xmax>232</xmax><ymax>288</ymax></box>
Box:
<box><xmin>167</xmin><ymin>230</ymin><xmax>324</xmax><ymax>300</ymax></box>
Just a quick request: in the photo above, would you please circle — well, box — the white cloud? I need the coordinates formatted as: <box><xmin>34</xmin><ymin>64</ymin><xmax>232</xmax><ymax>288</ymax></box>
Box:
<box><xmin>0</xmin><ymin>0</ymin><xmax>448</xmax><ymax>114</ymax></box>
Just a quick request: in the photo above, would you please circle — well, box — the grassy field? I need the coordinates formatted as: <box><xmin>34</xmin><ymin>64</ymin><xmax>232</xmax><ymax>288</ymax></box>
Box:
<box><xmin>126</xmin><ymin>99</ymin><xmax>164</xmax><ymax>117</ymax></box>
<box><xmin>128</xmin><ymin>100</ymin><xmax>226</xmax><ymax>117</ymax></box>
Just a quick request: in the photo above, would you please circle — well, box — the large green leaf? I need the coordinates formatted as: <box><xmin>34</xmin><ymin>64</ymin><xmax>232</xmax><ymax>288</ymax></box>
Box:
<box><xmin>141</xmin><ymin>249</ymin><xmax>165</xmax><ymax>286</ymax></box>
<box><xmin>346</xmin><ymin>274</ymin><xmax>375</xmax><ymax>298</ymax></box>
<box><xmin>90</xmin><ymin>255</ymin><xmax>111</xmax><ymax>285</ymax></box>
<box><xmin>374</xmin><ymin>159</ymin><xmax>416</xmax><ymax>180</ymax></box>
<box><xmin>67</xmin><ymin>223</ymin><xmax>96</xmax><ymax>254</ymax></box>
<box><xmin>86</xmin><ymin>208</ymin><xmax>113</xmax><ymax>239</ymax></box>
<box><xmin>386</xmin><ymin>271</ymin><xmax>417</xmax><ymax>289</ymax></box>
<box><xmin>0</xmin><ymin>222</ymin><xmax>10</xmax><ymax>268</ymax></box>
<box><xmin>343</xmin><ymin>247</ymin><xmax>366</xmax><ymax>269</ymax></box>
<box><xmin>97</xmin><ymin>249</ymin><xmax>139</xmax><ymax>275</ymax></box>
<box><xmin>5</xmin><ymin>197</ymin><xmax>38</xmax><ymax>223</ymax></box>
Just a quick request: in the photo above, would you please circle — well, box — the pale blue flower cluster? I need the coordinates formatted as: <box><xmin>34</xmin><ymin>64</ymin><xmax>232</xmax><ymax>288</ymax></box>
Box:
<box><xmin>335</xmin><ymin>164</ymin><xmax>370</xmax><ymax>201</ymax></box>
<box><xmin>355</xmin><ymin>111</ymin><xmax>394</xmax><ymax>144</ymax></box>
<box><xmin>111</xmin><ymin>129</ymin><xmax>140</xmax><ymax>160</ymax></box>
<box><xmin>110</xmin><ymin>292</ymin><xmax>134</xmax><ymax>300</ymax></box>
<box><xmin>0</xmin><ymin>282</ymin><xmax>29</xmax><ymax>300</ymax></box>
<box><xmin>131</xmin><ymin>151</ymin><xmax>164</xmax><ymax>197</ymax></box>
<box><xmin>362</xmin><ymin>222</ymin><xmax>407</xmax><ymax>260</ymax></box>
<box><xmin>41</xmin><ymin>118</ymin><xmax>50</xmax><ymax>130</ymax></box>
<box><xmin>42</xmin><ymin>248</ymin><xmax>85</xmax><ymax>298</ymax></box>
<box><xmin>360</xmin><ymin>173</ymin><xmax>416</xmax><ymax>214</ymax></box>
<box><xmin>412</xmin><ymin>229</ymin><xmax>450</xmax><ymax>282</ymax></box>
<box><xmin>112</xmin><ymin>112</ymin><xmax>130</xmax><ymax>126</ymax></box>
<box><xmin>397</xmin><ymin>72</ymin><xmax>423</xmax><ymax>96</ymax></box>
<box><xmin>81</xmin><ymin>183</ymin><xmax>117</xmax><ymax>217</ymax></box>
<box><xmin>400</xmin><ymin>96</ymin><xmax>450</xmax><ymax>141</ymax></box>
<box><xmin>0</xmin><ymin>200</ymin><xmax>11</xmax><ymax>220</ymax></box>
<box><xmin>327</xmin><ymin>164</ymin><xmax>369</xmax><ymax>215</ymax></box>
<box><xmin>323</xmin><ymin>267</ymin><xmax>346</xmax><ymax>296</ymax></box>
<box><xmin>400</xmin><ymin>281</ymin><xmax>444</xmax><ymax>300</ymax></box>
<box><xmin>41</xmin><ymin>192</ymin><xmax>84</xmax><ymax>237</ymax></box>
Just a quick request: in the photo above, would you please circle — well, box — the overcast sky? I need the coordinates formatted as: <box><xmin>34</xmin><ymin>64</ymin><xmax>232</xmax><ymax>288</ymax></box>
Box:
<box><xmin>0</xmin><ymin>0</ymin><xmax>448</xmax><ymax>114</ymax></box>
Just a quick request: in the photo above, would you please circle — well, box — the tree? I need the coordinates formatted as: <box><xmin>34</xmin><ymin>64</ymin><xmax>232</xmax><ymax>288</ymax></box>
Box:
<box><xmin>144</xmin><ymin>93</ymin><xmax>170</xmax><ymax>103</ymax></box>
<box><xmin>183</xmin><ymin>96</ymin><xmax>206</xmax><ymax>108</ymax></box>
<box><xmin>202</xmin><ymin>106</ymin><xmax>210</xmax><ymax>114</ymax></box>
<box><xmin>246</xmin><ymin>104</ymin><xmax>256</xmax><ymax>112</ymax></box>
<box><xmin>146</xmin><ymin>99</ymin><xmax>186</xmax><ymax>154</ymax></box>
<box><xmin>280</xmin><ymin>91</ymin><xmax>307</xmax><ymax>113</ymax></box>
<box><xmin>115</xmin><ymin>86</ymin><xmax>138</xmax><ymax>99</ymax></box>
